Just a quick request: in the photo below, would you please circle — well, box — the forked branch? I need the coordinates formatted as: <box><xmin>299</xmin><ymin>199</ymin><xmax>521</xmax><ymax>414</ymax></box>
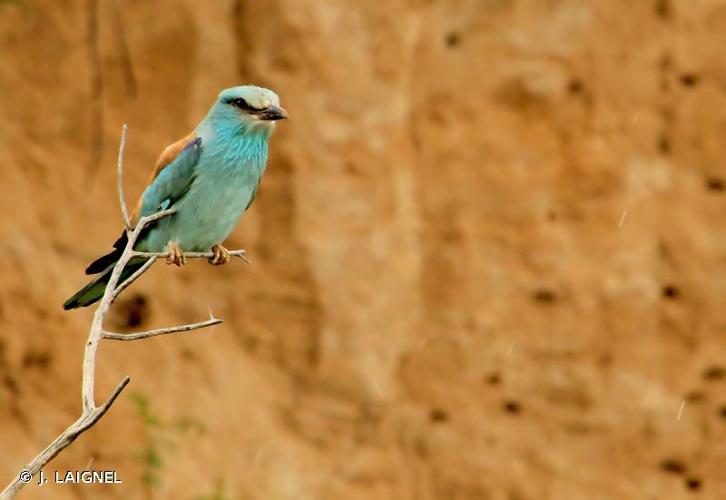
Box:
<box><xmin>1</xmin><ymin>125</ymin><xmax>246</xmax><ymax>498</ymax></box>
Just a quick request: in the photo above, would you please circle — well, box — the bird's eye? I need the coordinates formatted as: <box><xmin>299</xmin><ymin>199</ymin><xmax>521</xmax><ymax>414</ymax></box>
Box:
<box><xmin>233</xmin><ymin>98</ymin><xmax>247</xmax><ymax>108</ymax></box>
<box><xmin>226</xmin><ymin>97</ymin><xmax>251</xmax><ymax>110</ymax></box>
<box><xmin>224</xmin><ymin>96</ymin><xmax>264</xmax><ymax>114</ymax></box>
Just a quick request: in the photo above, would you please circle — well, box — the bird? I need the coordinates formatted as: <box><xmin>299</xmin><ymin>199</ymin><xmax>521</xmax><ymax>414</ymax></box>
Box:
<box><xmin>63</xmin><ymin>85</ymin><xmax>288</xmax><ymax>310</ymax></box>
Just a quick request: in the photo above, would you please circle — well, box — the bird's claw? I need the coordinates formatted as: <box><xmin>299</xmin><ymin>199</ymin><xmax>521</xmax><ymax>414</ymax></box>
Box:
<box><xmin>166</xmin><ymin>241</ymin><xmax>187</xmax><ymax>267</ymax></box>
<box><xmin>209</xmin><ymin>244</ymin><xmax>230</xmax><ymax>265</ymax></box>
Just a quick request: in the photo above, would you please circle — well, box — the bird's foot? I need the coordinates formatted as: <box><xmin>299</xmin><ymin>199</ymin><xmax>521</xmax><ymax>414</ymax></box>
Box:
<box><xmin>208</xmin><ymin>244</ymin><xmax>230</xmax><ymax>265</ymax></box>
<box><xmin>166</xmin><ymin>241</ymin><xmax>187</xmax><ymax>267</ymax></box>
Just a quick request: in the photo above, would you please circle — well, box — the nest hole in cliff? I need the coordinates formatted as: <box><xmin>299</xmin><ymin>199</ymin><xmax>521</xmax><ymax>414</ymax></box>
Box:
<box><xmin>429</xmin><ymin>408</ymin><xmax>449</xmax><ymax>423</ymax></box>
<box><xmin>661</xmin><ymin>285</ymin><xmax>680</xmax><ymax>300</ymax></box>
<box><xmin>657</xmin><ymin>134</ymin><xmax>671</xmax><ymax>155</ymax></box>
<box><xmin>705</xmin><ymin>177</ymin><xmax>724</xmax><ymax>192</ymax></box>
<box><xmin>531</xmin><ymin>289</ymin><xmax>558</xmax><ymax>304</ymax></box>
<box><xmin>445</xmin><ymin>31</ymin><xmax>461</xmax><ymax>48</ymax></box>
<box><xmin>111</xmin><ymin>293</ymin><xmax>150</xmax><ymax>329</ymax></box>
<box><xmin>655</xmin><ymin>0</ymin><xmax>672</xmax><ymax>20</ymax></box>
<box><xmin>21</xmin><ymin>350</ymin><xmax>52</xmax><ymax>370</ymax></box>
<box><xmin>502</xmin><ymin>400</ymin><xmax>522</xmax><ymax>415</ymax></box>
<box><xmin>659</xmin><ymin>458</ymin><xmax>688</xmax><ymax>475</ymax></box>
<box><xmin>685</xmin><ymin>477</ymin><xmax>702</xmax><ymax>492</ymax></box>
<box><xmin>679</xmin><ymin>73</ymin><xmax>699</xmax><ymax>87</ymax></box>
<box><xmin>684</xmin><ymin>390</ymin><xmax>705</xmax><ymax>403</ymax></box>
<box><xmin>567</xmin><ymin>78</ymin><xmax>585</xmax><ymax>95</ymax></box>
<box><xmin>485</xmin><ymin>372</ymin><xmax>502</xmax><ymax>385</ymax></box>
<box><xmin>701</xmin><ymin>364</ymin><xmax>726</xmax><ymax>381</ymax></box>
<box><xmin>3</xmin><ymin>373</ymin><xmax>18</xmax><ymax>394</ymax></box>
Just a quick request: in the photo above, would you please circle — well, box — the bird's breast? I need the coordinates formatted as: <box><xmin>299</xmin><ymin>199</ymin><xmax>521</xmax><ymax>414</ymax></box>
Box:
<box><xmin>142</xmin><ymin>151</ymin><xmax>266</xmax><ymax>252</ymax></box>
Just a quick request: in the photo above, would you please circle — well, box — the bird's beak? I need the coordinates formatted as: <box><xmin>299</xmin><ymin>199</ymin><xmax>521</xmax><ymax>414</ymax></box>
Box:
<box><xmin>259</xmin><ymin>105</ymin><xmax>288</xmax><ymax>121</ymax></box>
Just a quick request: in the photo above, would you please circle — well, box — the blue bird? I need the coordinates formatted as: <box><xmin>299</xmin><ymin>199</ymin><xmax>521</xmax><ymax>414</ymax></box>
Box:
<box><xmin>63</xmin><ymin>85</ymin><xmax>288</xmax><ymax>310</ymax></box>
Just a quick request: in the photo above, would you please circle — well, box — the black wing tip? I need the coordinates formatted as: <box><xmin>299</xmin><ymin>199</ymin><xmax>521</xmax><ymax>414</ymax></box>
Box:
<box><xmin>84</xmin><ymin>250</ymin><xmax>120</xmax><ymax>275</ymax></box>
<box><xmin>84</xmin><ymin>265</ymin><xmax>100</xmax><ymax>275</ymax></box>
<box><xmin>86</xmin><ymin>232</ymin><xmax>126</xmax><ymax>275</ymax></box>
<box><xmin>62</xmin><ymin>296</ymin><xmax>79</xmax><ymax>310</ymax></box>
<box><xmin>63</xmin><ymin>298</ymin><xmax>94</xmax><ymax>310</ymax></box>
<box><xmin>84</xmin><ymin>262</ymin><xmax>97</xmax><ymax>275</ymax></box>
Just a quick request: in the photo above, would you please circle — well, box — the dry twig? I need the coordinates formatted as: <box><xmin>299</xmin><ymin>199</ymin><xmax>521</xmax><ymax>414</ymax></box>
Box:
<box><xmin>1</xmin><ymin>125</ymin><xmax>246</xmax><ymax>498</ymax></box>
<box><xmin>117</xmin><ymin>123</ymin><xmax>131</xmax><ymax>231</ymax></box>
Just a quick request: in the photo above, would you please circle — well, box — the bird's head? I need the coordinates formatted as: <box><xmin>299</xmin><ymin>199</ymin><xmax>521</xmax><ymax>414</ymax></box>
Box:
<box><xmin>208</xmin><ymin>85</ymin><xmax>288</xmax><ymax>135</ymax></box>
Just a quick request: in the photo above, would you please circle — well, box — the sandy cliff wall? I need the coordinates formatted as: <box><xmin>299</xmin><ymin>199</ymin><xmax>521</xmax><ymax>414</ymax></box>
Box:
<box><xmin>0</xmin><ymin>1</ymin><xmax>724</xmax><ymax>498</ymax></box>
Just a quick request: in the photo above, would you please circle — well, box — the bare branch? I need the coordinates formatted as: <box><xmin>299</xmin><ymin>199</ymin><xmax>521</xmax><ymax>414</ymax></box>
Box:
<box><xmin>132</xmin><ymin>249</ymin><xmax>250</xmax><ymax>265</ymax></box>
<box><xmin>81</xmin><ymin>217</ymin><xmax>154</xmax><ymax>413</ymax></box>
<box><xmin>111</xmin><ymin>255</ymin><xmax>157</xmax><ymax>301</ymax></box>
<box><xmin>114</xmin><ymin>248</ymin><xmax>249</xmax><ymax>301</ymax></box>
<box><xmin>2</xmin><ymin>126</ymin><xmax>244</xmax><ymax>498</ymax></box>
<box><xmin>97</xmin><ymin>376</ymin><xmax>132</xmax><ymax>416</ymax></box>
<box><xmin>135</xmin><ymin>207</ymin><xmax>177</xmax><ymax>229</ymax></box>
<box><xmin>80</xmin><ymin>206</ymin><xmax>177</xmax><ymax>413</ymax></box>
<box><xmin>104</xmin><ymin>318</ymin><xmax>223</xmax><ymax>341</ymax></box>
<box><xmin>0</xmin><ymin>377</ymin><xmax>130</xmax><ymax>499</ymax></box>
<box><xmin>117</xmin><ymin>124</ymin><xmax>131</xmax><ymax>231</ymax></box>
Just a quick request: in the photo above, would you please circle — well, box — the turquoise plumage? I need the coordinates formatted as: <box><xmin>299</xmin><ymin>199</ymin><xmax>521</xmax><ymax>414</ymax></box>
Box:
<box><xmin>63</xmin><ymin>85</ymin><xmax>287</xmax><ymax>310</ymax></box>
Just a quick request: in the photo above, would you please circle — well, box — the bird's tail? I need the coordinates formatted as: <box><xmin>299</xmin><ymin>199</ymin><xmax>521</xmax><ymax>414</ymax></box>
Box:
<box><xmin>63</xmin><ymin>258</ymin><xmax>146</xmax><ymax>310</ymax></box>
<box><xmin>85</xmin><ymin>231</ymin><xmax>128</xmax><ymax>275</ymax></box>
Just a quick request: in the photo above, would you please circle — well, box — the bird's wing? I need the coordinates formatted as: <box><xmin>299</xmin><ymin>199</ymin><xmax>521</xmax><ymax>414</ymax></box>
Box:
<box><xmin>130</xmin><ymin>131</ymin><xmax>198</xmax><ymax>224</ymax></box>
<box><xmin>136</xmin><ymin>136</ymin><xmax>203</xmax><ymax>219</ymax></box>
<box><xmin>85</xmin><ymin>133</ymin><xmax>202</xmax><ymax>276</ymax></box>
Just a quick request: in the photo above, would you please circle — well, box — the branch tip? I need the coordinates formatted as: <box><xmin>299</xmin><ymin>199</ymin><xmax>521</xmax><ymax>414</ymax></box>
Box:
<box><xmin>100</xmin><ymin>376</ymin><xmax>131</xmax><ymax>413</ymax></box>
<box><xmin>117</xmin><ymin>124</ymin><xmax>131</xmax><ymax>231</ymax></box>
<box><xmin>3</xmin><ymin>125</ymin><xmax>236</xmax><ymax>498</ymax></box>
